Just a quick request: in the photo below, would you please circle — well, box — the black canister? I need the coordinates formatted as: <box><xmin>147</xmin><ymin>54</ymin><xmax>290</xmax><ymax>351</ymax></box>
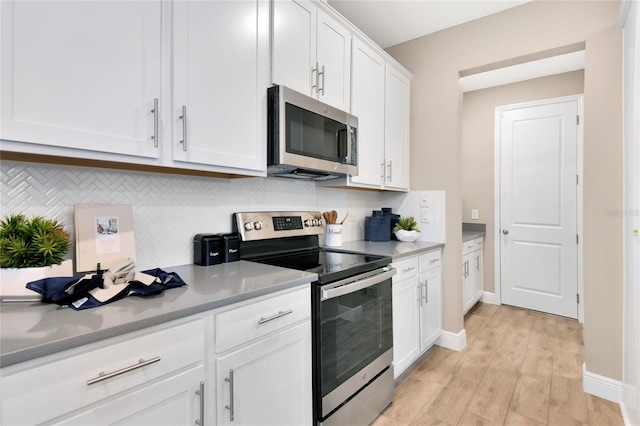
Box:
<box><xmin>382</xmin><ymin>208</ymin><xmax>400</xmax><ymax>240</ymax></box>
<box><xmin>221</xmin><ymin>233</ymin><xmax>240</xmax><ymax>262</ymax></box>
<box><xmin>193</xmin><ymin>234</ymin><xmax>223</xmax><ymax>266</ymax></box>
<box><xmin>365</xmin><ymin>210</ymin><xmax>391</xmax><ymax>241</ymax></box>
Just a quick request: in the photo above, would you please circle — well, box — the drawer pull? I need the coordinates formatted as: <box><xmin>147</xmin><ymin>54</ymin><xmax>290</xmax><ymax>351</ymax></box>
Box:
<box><xmin>429</xmin><ymin>258</ymin><xmax>440</xmax><ymax>264</ymax></box>
<box><xmin>87</xmin><ymin>356</ymin><xmax>161</xmax><ymax>385</ymax></box>
<box><xmin>225</xmin><ymin>369</ymin><xmax>235</xmax><ymax>421</ymax></box>
<box><xmin>402</xmin><ymin>266</ymin><xmax>416</xmax><ymax>273</ymax></box>
<box><xmin>195</xmin><ymin>381</ymin><xmax>205</xmax><ymax>425</ymax></box>
<box><xmin>257</xmin><ymin>309</ymin><xmax>293</xmax><ymax>325</ymax></box>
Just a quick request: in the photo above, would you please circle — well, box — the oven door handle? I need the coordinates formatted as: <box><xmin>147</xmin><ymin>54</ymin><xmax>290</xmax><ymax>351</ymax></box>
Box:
<box><xmin>321</xmin><ymin>267</ymin><xmax>396</xmax><ymax>301</ymax></box>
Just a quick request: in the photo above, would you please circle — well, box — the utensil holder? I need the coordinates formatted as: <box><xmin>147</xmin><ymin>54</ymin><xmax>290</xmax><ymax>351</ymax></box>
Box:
<box><xmin>325</xmin><ymin>224</ymin><xmax>343</xmax><ymax>247</ymax></box>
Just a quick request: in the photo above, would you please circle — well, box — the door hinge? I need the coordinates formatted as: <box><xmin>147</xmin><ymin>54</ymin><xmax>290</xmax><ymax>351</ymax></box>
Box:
<box><xmin>577</xmin><ymin>294</ymin><xmax>580</xmax><ymax>304</ymax></box>
<box><xmin>577</xmin><ymin>115</ymin><xmax>580</xmax><ymax>125</ymax></box>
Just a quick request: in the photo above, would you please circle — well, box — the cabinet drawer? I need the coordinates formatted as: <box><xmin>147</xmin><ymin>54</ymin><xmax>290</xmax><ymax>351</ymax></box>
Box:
<box><xmin>392</xmin><ymin>256</ymin><xmax>419</xmax><ymax>281</ymax></box>
<box><xmin>1</xmin><ymin>318</ymin><xmax>205</xmax><ymax>425</ymax></box>
<box><xmin>474</xmin><ymin>237</ymin><xmax>484</xmax><ymax>251</ymax></box>
<box><xmin>419</xmin><ymin>249</ymin><xmax>442</xmax><ymax>273</ymax></box>
<box><xmin>215</xmin><ymin>285</ymin><xmax>311</xmax><ymax>353</ymax></box>
<box><xmin>462</xmin><ymin>240</ymin><xmax>476</xmax><ymax>255</ymax></box>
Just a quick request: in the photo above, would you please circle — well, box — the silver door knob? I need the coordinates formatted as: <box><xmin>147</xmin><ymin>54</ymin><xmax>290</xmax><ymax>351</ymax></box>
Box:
<box><xmin>502</xmin><ymin>229</ymin><xmax>509</xmax><ymax>235</ymax></box>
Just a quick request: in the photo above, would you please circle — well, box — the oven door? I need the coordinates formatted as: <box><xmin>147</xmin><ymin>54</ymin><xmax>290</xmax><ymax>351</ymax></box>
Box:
<box><xmin>315</xmin><ymin>267</ymin><xmax>395</xmax><ymax>419</ymax></box>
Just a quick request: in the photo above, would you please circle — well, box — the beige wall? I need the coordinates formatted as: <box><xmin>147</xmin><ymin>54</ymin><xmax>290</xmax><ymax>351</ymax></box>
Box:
<box><xmin>461</xmin><ymin>70</ymin><xmax>585</xmax><ymax>294</ymax></box>
<box><xmin>386</xmin><ymin>1</ymin><xmax>623</xmax><ymax>380</ymax></box>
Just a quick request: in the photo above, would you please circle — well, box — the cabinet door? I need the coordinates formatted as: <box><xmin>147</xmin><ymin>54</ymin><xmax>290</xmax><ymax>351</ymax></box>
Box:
<box><xmin>0</xmin><ymin>1</ymin><xmax>161</xmax><ymax>159</ymax></box>
<box><xmin>172</xmin><ymin>0</ymin><xmax>268</xmax><ymax>173</ymax></box>
<box><xmin>462</xmin><ymin>253</ymin><xmax>476</xmax><ymax>313</ymax></box>
<box><xmin>392</xmin><ymin>271</ymin><xmax>421</xmax><ymax>378</ymax></box>
<box><xmin>217</xmin><ymin>321</ymin><xmax>312</xmax><ymax>426</ymax></box>
<box><xmin>316</xmin><ymin>9</ymin><xmax>351</xmax><ymax>111</ymax></box>
<box><xmin>420</xmin><ymin>267</ymin><xmax>442</xmax><ymax>352</ymax></box>
<box><xmin>350</xmin><ymin>38</ymin><xmax>385</xmax><ymax>187</ymax></box>
<box><xmin>54</xmin><ymin>366</ymin><xmax>205</xmax><ymax>426</ymax></box>
<box><xmin>384</xmin><ymin>64</ymin><xmax>411</xmax><ymax>190</ymax></box>
<box><xmin>272</xmin><ymin>0</ymin><xmax>316</xmax><ymax>97</ymax></box>
<box><xmin>473</xmin><ymin>240</ymin><xmax>484</xmax><ymax>301</ymax></box>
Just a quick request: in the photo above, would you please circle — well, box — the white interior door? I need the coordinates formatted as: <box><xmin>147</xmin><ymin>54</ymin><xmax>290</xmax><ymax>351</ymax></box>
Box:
<box><xmin>499</xmin><ymin>97</ymin><xmax>580</xmax><ymax>319</ymax></box>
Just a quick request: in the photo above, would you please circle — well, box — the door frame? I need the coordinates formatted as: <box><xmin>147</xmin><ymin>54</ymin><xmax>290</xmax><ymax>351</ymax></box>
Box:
<box><xmin>493</xmin><ymin>94</ymin><xmax>584</xmax><ymax>322</ymax></box>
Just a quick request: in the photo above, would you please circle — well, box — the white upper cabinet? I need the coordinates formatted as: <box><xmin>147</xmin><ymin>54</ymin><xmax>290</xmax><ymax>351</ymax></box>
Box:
<box><xmin>383</xmin><ymin>63</ymin><xmax>411</xmax><ymax>191</ymax></box>
<box><xmin>0</xmin><ymin>1</ymin><xmax>162</xmax><ymax>159</ymax></box>
<box><xmin>172</xmin><ymin>0</ymin><xmax>268</xmax><ymax>174</ymax></box>
<box><xmin>272</xmin><ymin>0</ymin><xmax>351</xmax><ymax>111</ymax></box>
<box><xmin>350</xmin><ymin>38</ymin><xmax>386</xmax><ymax>187</ymax></box>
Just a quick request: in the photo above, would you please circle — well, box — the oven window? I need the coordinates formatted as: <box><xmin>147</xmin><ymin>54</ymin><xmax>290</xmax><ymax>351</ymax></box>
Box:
<box><xmin>318</xmin><ymin>278</ymin><xmax>393</xmax><ymax>397</ymax></box>
<box><xmin>285</xmin><ymin>103</ymin><xmax>347</xmax><ymax>163</ymax></box>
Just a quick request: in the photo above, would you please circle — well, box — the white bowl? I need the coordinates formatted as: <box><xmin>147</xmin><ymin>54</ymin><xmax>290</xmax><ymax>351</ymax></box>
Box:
<box><xmin>395</xmin><ymin>230</ymin><xmax>420</xmax><ymax>242</ymax></box>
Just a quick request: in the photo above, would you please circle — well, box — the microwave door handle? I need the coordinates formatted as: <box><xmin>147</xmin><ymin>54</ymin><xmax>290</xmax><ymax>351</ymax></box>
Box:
<box><xmin>321</xmin><ymin>268</ymin><xmax>396</xmax><ymax>301</ymax></box>
<box><xmin>345</xmin><ymin>125</ymin><xmax>353</xmax><ymax>165</ymax></box>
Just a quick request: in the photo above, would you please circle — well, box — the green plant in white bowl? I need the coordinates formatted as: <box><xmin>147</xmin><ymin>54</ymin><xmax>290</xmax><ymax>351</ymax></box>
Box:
<box><xmin>0</xmin><ymin>214</ymin><xmax>73</xmax><ymax>301</ymax></box>
<box><xmin>393</xmin><ymin>216</ymin><xmax>420</xmax><ymax>242</ymax></box>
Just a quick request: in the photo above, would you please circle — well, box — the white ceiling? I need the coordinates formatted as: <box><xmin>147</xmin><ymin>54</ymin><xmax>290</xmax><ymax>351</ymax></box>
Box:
<box><xmin>327</xmin><ymin>0</ymin><xmax>534</xmax><ymax>49</ymax></box>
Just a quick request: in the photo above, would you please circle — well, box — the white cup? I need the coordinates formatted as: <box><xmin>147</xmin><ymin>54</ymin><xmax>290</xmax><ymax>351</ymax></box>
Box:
<box><xmin>325</xmin><ymin>224</ymin><xmax>343</xmax><ymax>247</ymax></box>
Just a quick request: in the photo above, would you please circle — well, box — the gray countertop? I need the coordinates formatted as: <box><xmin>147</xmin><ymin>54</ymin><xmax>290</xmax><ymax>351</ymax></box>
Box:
<box><xmin>0</xmin><ymin>261</ymin><xmax>317</xmax><ymax>368</ymax></box>
<box><xmin>333</xmin><ymin>240</ymin><xmax>444</xmax><ymax>261</ymax></box>
<box><xmin>462</xmin><ymin>230</ymin><xmax>486</xmax><ymax>242</ymax></box>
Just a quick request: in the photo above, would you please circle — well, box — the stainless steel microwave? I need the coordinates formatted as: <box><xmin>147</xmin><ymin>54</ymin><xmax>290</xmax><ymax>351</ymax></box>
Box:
<box><xmin>267</xmin><ymin>85</ymin><xmax>358</xmax><ymax>180</ymax></box>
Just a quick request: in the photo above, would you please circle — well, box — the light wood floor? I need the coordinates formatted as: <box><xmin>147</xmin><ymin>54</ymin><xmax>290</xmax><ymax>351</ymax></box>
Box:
<box><xmin>373</xmin><ymin>303</ymin><xmax>625</xmax><ymax>426</ymax></box>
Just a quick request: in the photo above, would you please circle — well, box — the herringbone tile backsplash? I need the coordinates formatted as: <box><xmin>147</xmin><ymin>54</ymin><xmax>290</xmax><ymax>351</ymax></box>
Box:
<box><xmin>1</xmin><ymin>161</ymin><xmax>444</xmax><ymax>271</ymax></box>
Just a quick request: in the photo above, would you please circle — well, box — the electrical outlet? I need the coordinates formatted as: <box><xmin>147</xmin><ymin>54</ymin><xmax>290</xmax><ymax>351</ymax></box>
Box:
<box><xmin>421</xmin><ymin>208</ymin><xmax>430</xmax><ymax>223</ymax></box>
<box><xmin>420</xmin><ymin>193</ymin><xmax>429</xmax><ymax>207</ymax></box>
<box><xmin>471</xmin><ymin>209</ymin><xmax>479</xmax><ymax>220</ymax></box>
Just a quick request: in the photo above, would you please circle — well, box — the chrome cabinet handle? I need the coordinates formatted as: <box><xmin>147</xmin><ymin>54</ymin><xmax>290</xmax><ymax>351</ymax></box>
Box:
<box><xmin>257</xmin><ymin>309</ymin><xmax>293</xmax><ymax>325</ymax></box>
<box><xmin>476</xmin><ymin>256</ymin><xmax>480</xmax><ymax>271</ymax></box>
<box><xmin>225</xmin><ymin>369</ymin><xmax>235</xmax><ymax>422</ymax></box>
<box><xmin>87</xmin><ymin>356</ymin><xmax>161</xmax><ymax>385</ymax></box>
<box><xmin>402</xmin><ymin>266</ymin><xmax>415</xmax><ymax>273</ymax></box>
<box><xmin>423</xmin><ymin>280</ymin><xmax>429</xmax><ymax>303</ymax></box>
<box><xmin>387</xmin><ymin>161</ymin><xmax>392</xmax><ymax>181</ymax></box>
<box><xmin>502</xmin><ymin>229</ymin><xmax>509</xmax><ymax>235</ymax></box>
<box><xmin>151</xmin><ymin>98</ymin><xmax>159</xmax><ymax>148</ymax></box>
<box><xmin>429</xmin><ymin>258</ymin><xmax>440</xmax><ymax>264</ymax></box>
<box><xmin>381</xmin><ymin>163</ymin><xmax>385</xmax><ymax>180</ymax></box>
<box><xmin>319</xmin><ymin>64</ymin><xmax>325</xmax><ymax>95</ymax></box>
<box><xmin>180</xmin><ymin>105</ymin><xmax>188</xmax><ymax>151</ymax></box>
<box><xmin>312</xmin><ymin>62</ymin><xmax>319</xmax><ymax>93</ymax></box>
<box><xmin>195</xmin><ymin>381</ymin><xmax>205</xmax><ymax>425</ymax></box>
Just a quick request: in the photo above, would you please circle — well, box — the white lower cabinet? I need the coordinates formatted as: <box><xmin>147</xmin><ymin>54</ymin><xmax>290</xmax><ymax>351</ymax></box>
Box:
<box><xmin>214</xmin><ymin>285</ymin><xmax>312</xmax><ymax>426</ymax></box>
<box><xmin>0</xmin><ymin>317</ymin><xmax>207</xmax><ymax>426</ymax></box>
<box><xmin>462</xmin><ymin>237</ymin><xmax>484</xmax><ymax>314</ymax></box>
<box><xmin>392</xmin><ymin>256</ymin><xmax>420</xmax><ymax>377</ymax></box>
<box><xmin>216</xmin><ymin>322</ymin><xmax>311</xmax><ymax>425</ymax></box>
<box><xmin>55</xmin><ymin>365</ymin><xmax>205</xmax><ymax>426</ymax></box>
<box><xmin>392</xmin><ymin>248</ymin><xmax>442</xmax><ymax>378</ymax></box>
<box><xmin>0</xmin><ymin>284</ymin><xmax>313</xmax><ymax>426</ymax></box>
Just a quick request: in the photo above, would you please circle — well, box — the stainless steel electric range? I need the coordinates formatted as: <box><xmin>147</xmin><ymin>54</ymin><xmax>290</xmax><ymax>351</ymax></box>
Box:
<box><xmin>233</xmin><ymin>211</ymin><xmax>396</xmax><ymax>426</ymax></box>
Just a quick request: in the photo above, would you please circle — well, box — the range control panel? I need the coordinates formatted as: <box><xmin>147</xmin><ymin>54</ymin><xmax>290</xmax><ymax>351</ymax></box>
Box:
<box><xmin>234</xmin><ymin>211</ymin><xmax>324</xmax><ymax>241</ymax></box>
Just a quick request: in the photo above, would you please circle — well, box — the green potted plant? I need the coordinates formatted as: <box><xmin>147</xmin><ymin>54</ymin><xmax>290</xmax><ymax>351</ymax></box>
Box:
<box><xmin>393</xmin><ymin>216</ymin><xmax>421</xmax><ymax>242</ymax></box>
<box><xmin>0</xmin><ymin>213</ymin><xmax>73</xmax><ymax>300</ymax></box>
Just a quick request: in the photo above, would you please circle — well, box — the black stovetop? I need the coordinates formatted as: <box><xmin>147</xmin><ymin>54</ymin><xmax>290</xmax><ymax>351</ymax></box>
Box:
<box><xmin>246</xmin><ymin>247</ymin><xmax>390</xmax><ymax>285</ymax></box>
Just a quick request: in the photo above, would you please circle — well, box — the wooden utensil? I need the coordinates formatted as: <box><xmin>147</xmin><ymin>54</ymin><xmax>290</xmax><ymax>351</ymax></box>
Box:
<box><xmin>340</xmin><ymin>212</ymin><xmax>349</xmax><ymax>224</ymax></box>
<box><xmin>330</xmin><ymin>210</ymin><xmax>338</xmax><ymax>225</ymax></box>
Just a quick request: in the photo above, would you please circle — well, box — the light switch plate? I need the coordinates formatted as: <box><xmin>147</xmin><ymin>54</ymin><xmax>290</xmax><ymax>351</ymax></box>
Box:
<box><xmin>420</xmin><ymin>193</ymin><xmax>429</xmax><ymax>207</ymax></box>
<box><xmin>421</xmin><ymin>208</ymin><xmax>430</xmax><ymax>223</ymax></box>
<box><xmin>471</xmin><ymin>209</ymin><xmax>479</xmax><ymax>220</ymax></box>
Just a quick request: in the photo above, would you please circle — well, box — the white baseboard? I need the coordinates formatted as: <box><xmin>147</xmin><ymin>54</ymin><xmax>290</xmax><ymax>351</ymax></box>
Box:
<box><xmin>582</xmin><ymin>363</ymin><xmax>623</xmax><ymax>403</ymax></box>
<box><xmin>437</xmin><ymin>329</ymin><xmax>467</xmax><ymax>352</ymax></box>
<box><xmin>481</xmin><ymin>291</ymin><xmax>499</xmax><ymax>305</ymax></box>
